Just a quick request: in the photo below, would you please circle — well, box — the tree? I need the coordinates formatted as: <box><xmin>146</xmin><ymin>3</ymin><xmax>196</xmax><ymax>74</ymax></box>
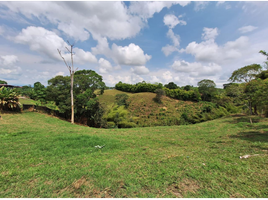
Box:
<box><xmin>228</xmin><ymin>64</ymin><xmax>262</xmax><ymax>115</ymax></box>
<box><xmin>259</xmin><ymin>50</ymin><xmax>268</xmax><ymax>69</ymax></box>
<box><xmin>245</xmin><ymin>78</ymin><xmax>268</xmax><ymax>116</ymax></box>
<box><xmin>154</xmin><ymin>89</ymin><xmax>165</xmax><ymax>103</ymax></box>
<box><xmin>228</xmin><ymin>64</ymin><xmax>262</xmax><ymax>83</ymax></box>
<box><xmin>57</xmin><ymin>42</ymin><xmax>77</xmax><ymax>124</ymax></box>
<box><xmin>0</xmin><ymin>80</ymin><xmax>7</xmax><ymax>84</ymax></box>
<box><xmin>33</xmin><ymin>82</ymin><xmax>47</xmax><ymax>104</ymax></box>
<box><xmin>164</xmin><ymin>82</ymin><xmax>178</xmax><ymax>89</ymax></box>
<box><xmin>46</xmin><ymin>70</ymin><xmax>106</xmax><ymax>127</ymax></box>
<box><xmin>197</xmin><ymin>79</ymin><xmax>217</xmax><ymax>101</ymax></box>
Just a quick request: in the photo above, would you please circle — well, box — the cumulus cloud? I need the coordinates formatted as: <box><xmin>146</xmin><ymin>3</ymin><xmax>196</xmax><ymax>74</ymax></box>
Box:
<box><xmin>129</xmin><ymin>1</ymin><xmax>190</xmax><ymax>20</ymax></box>
<box><xmin>0</xmin><ymin>2</ymin><xmax>144</xmax><ymax>41</ymax></box>
<box><xmin>184</xmin><ymin>27</ymin><xmax>249</xmax><ymax>64</ymax></box>
<box><xmin>14</xmin><ymin>26</ymin><xmax>97</xmax><ymax>64</ymax></box>
<box><xmin>162</xmin><ymin>45</ymin><xmax>179</xmax><ymax>57</ymax></box>
<box><xmin>163</xmin><ymin>14</ymin><xmax>186</xmax><ymax>29</ymax></box>
<box><xmin>171</xmin><ymin>60</ymin><xmax>222</xmax><ymax>77</ymax></box>
<box><xmin>92</xmin><ymin>39</ymin><xmax>152</xmax><ymax>66</ymax></box>
<box><xmin>98</xmin><ymin>58</ymin><xmax>113</xmax><ymax>74</ymax></box>
<box><xmin>0</xmin><ymin>55</ymin><xmax>22</xmax><ymax>80</ymax></box>
<box><xmin>202</xmin><ymin>27</ymin><xmax>219</xmax><ymax>41</ymax></box>
<box><xmin>131</xmin><ymin>66</ymin><xmax>150</xmax><ymax>75</ymax></box>
<box><xmin>238</xmin><ymin>25</ymin><xmax>258</xmax><ymax>34</ymax></box>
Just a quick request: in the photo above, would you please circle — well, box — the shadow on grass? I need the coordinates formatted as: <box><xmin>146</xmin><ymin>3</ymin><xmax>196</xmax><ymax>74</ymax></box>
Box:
<box><xmin>226</xmin><ymin>115</ymin><xmax>263</xmax><ymax>124</ymax></box>
<box><xmin>229</xmin><ymin>131</ymin><xmax>268</xmax><ymax>143</ymax></box>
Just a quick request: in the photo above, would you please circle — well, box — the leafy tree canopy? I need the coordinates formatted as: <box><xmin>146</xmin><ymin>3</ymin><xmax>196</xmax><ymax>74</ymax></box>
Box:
<box><xmin>46</xmin><ymin>70</ymin><xmax>106</xmax><ymax>127</ymax></box>
<box><xmin>198</xmin><ymin>79</ymin><xmax>217</xmax><ymax>101</ymax></box>
<box><xmin>164</xmin><ymin>82</ymin><xmax>178</xmax><ymax>89</ymax></box>
<box><xmin>0</xmin><ymin>80</ymin><xmax>7</xmax><ymax>84</ymax></box>
<box><xmin>228</xmin><ymin>64</ymin><xmax>262</xmax><ymax>83</ymax></box>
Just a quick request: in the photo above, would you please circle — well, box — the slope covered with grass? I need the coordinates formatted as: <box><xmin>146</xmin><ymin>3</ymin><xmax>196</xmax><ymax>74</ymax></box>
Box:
<box><xmin>0</xmin><ymin>112</ymin><xmax>267</xmax><ymax>197</ymax></box>
<box><xmin>99</xmin><ymin>89</ymin><xmax>230</xmax><ymax>127</ymax></box>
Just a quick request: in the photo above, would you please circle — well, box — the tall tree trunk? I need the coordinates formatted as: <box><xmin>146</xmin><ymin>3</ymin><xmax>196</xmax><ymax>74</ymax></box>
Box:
<box><xmin>71</xmin><ymin>72</ymin><xmax>74</xmax><ymax>124</ymax></box>
<box><xmin>253</xmin><ymin>104</ymin><xmax>258</xmax><ymax>115</ymax></box>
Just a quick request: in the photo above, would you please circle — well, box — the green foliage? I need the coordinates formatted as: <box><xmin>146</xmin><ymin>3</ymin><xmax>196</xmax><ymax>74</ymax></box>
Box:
<box><xmin>256</xmin><ymin>69</ymin><xmax>268</xmax><ymax>80</ymax></box>
<box><xmin>17</xmin><ymin>85</ymin><xmax>35</xmax><ymax>99</ymax></box>
<box><xmin>103</xmin><ymin>105</ymin><xmax>136</xmax><ymax>128</ymax></box>
<box><xmin>163</xmin><ymin>88</ymin><xmax>201</xmax><ymax>102</ymax></box>
<box><xmin>182</xmin><ymin>85</ymin><xmax>193</xmax><ymax>91</ymax></box>
<box><xmin>154</xmin><ymin>89</ymin><xmax>165</xmax><ymax>103</ymax></box>
<box><xmin>115</xmin><ymin>81</ymin><xmax>163</xmax><ymax>93</ymax></box>
<box><xmin>46</xmin><ymin>70</ymin><xmax>106</xmax><ymax>127</ymax></box>
<box><xmin>164</xmin><ymin>82</ymin><xmax>178</xmax><ymax>89</ymax></box>
<box><xmin>0</xmin><ymin>80</ymin><xmax>7</xmax><ymax>84</ymax></box>
<box><xmin>245</xmin><ymin>78</ymin><xmax>268</xmax><ymax>110</ymax></box>
<box><xmin>198</xmin><ymin>79</ymin><xmax>217</xmax><ymax>102</ymax></box>
<box><xmin>115</xmin><ymin>93</ymin><xmax>129</xmax><ymax>107</ymax></box>
<box><xmin>0</xmin><ymin>87</ymin><xmax>21</xmax><ymax>111</ymax></box>
<box><xmin>32</xmin><ymin>82</ymin><xmax>47</xmax><ymax>104</ymax></box>
<box><xmin>228</xmin><ymin>64</ymin><xmax>262</xmax><ymax>83</ymax></box>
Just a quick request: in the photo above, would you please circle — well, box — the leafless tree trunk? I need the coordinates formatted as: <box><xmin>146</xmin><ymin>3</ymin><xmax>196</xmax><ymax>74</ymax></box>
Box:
<box><xmin>57</xmin><ymin>41</ymin><xmax>78</xmax><ymax>124</ymax></box>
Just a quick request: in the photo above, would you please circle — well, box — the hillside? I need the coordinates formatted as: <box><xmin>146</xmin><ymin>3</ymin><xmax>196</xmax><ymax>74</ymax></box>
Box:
<box><xmin>1</xmin><ymin>112</ymin><xmax>267</xmax><ymax>197</ymax></box>
<box><xmin>98</xmin><ymin>89</ymin><xmax>229</xmax><ymax>127</ymax></box>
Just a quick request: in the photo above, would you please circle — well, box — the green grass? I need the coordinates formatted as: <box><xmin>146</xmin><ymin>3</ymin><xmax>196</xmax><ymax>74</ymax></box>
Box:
<box><xmin>19</xmin><ymin>98</ymin><xmax>37</xmax><ymax>105</ymax></box>
<box><xmin>0</xmin><ymin>112</ymin><xmax>267</xmax><ymax>197</ymax></box>
<box><xmin>99</xmin><ymin>89</ymin><xmax>229</xmax><ymax>127</ymax></box>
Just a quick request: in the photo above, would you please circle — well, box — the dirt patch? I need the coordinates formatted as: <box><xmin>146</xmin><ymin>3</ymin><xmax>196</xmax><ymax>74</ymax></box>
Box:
<box><xmin>72</xmin><ymin>176</ymin><xmax>87</xmax><ymax>189</ymax></box>
<box><xmin>230</xmin><ymin>193</ymin><xmax>245</xmax><ymax>198</ymax></box>
<box><xmin>167</xmin><ymin>179</ymin><xmax>200</xmax><ymax>197</ymax></box>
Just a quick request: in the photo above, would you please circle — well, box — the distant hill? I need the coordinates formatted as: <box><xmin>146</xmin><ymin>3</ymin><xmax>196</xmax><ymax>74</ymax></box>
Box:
<box><xmin>98</xmin><ymin>89</ymin><xmax>230</xmax><ymax>127</ymax></box>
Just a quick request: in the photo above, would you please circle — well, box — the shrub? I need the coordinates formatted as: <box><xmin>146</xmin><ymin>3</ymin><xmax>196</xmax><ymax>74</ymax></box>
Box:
<box><xmin>154</xmin><ymin>89</ymin><xmax>165</xmax><ymax>103</ymax></box>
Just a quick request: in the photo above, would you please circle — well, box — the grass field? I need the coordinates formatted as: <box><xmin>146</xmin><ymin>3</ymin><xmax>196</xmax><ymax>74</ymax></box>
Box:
<box><xmin>0</xmin><ymin>112</ymin><xmax>268</xmax><ymax>197</ymax></box>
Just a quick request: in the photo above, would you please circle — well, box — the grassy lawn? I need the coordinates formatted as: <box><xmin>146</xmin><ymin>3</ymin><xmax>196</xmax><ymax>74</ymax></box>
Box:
<box><xmin>0</xmin><ymin>112</ymin><xmax>267</xmax><ymax>197</ymax></box>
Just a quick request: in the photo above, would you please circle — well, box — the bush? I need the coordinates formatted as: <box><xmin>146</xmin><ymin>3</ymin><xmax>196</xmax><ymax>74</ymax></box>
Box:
<box><xmin>154</xmin><ymin>89</ymin><xmax>165</xmax><ymax>103</ymax></box>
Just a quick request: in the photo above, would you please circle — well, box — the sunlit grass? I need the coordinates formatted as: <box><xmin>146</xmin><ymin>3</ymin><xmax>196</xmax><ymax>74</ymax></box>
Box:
<box><xmin>0</xmin><ymin>112</ymin><xmax>267</xmax><ymax>197</ymax></box>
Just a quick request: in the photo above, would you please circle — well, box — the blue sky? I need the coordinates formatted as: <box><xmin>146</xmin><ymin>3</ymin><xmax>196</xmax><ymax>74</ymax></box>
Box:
<box><xmin>0</xmin><ymin>1</ymin><xmax>268</xmax><ymax>87</ymax></box>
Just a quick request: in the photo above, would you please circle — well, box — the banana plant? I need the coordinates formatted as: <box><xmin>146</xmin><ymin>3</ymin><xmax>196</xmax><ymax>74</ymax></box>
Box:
<box><xmin>0</xmin><ymin>86</ymin><xmax>21</xmax><ymax>111</ymax></box>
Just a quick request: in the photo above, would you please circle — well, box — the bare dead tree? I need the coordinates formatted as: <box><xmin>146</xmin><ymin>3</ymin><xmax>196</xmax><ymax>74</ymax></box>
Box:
<box><xmin>57</xmin><ymin>41</ymin><xmax>78</xmax><ymax>124</ymax></box>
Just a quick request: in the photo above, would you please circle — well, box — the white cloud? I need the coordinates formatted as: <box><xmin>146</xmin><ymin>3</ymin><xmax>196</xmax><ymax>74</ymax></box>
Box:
<box><xmin>171</xmin><ymin>60</ymin><xmax>222</xmax><ymax>77</ymax></box>
<box><xmin>162</xmin><ymin>29</ymin><xmax>180</xmax><ymax>56</ymax></box>
<box><xmin>14</xmin><ymin>26</ymin><xmax>97</xmax><ymax>64</ymax></box>
<box><xmin>112</xmin><ymin>43</ymin><xmax>151</xmax><ymax>66</ymax></box>
<box><xmin>238</xmin><ymin>25</ymin><xmax>258</xmax><ymax>34</ymax></box>
<box><xmin>162</xmin><ymin>45</ymin><xmax>179</xmax><ymax>57</ymax></box>
<box><xmin>167</xmin><ymin>29</ymin><xmax>180</xmax><ymax>47</ymax></box>
<box><xmin>202</xmin><ymin>27</ymin><xmax>219</xmax><ymax>41</ymax></box>
<box><xmin>163</xmin><ymin>14</ymin><xmax>186</xmax><ymax>29</ymax></box>
<box><xmin>185</xmin><ymin>27</ymin><xmax>250</xmax><ymax>64</ymax></box>
<box><xmin>129</xmin><ymin>1</ymin><xmax>190</xmax><ymax>20</ymax></box>
<box><xmin>131</xmin><ymin>66</ymin><xmax>150</xmax><ymax>75</ymax></box>
<box><xmin>58</xmin><ymin>22</ymin><xmax>90</xmax><ymax>42</ymax></box>
<box><xmin>0</xmin><ymin>2</ymin><xmax>144</xmax><ymax>41</ymax></box>
<box><xmin>0</xmin><ymin>55</ymin><xmax>22</xmax><ymax>80</ymax></box>
<box><xmin>194</xmin><ymin>2</ymin><xmax>209</xmax><ymax>11</ymax></box>
<box><xmin>98</xmin><ymin>58</ymin><xmax>113</xmax><ymax>74</ymax></box>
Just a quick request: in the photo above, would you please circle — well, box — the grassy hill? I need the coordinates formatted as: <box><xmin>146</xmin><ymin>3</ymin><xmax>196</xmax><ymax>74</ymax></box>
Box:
<box><xmin>0</xmin><ymin>112</ymin><xmax>267</xmax><ymax>197</ymax></box>
<box><xmin>98</xmin><ymin>89</ymin><xmax>229</xmax><ymax>127</ymax></box>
